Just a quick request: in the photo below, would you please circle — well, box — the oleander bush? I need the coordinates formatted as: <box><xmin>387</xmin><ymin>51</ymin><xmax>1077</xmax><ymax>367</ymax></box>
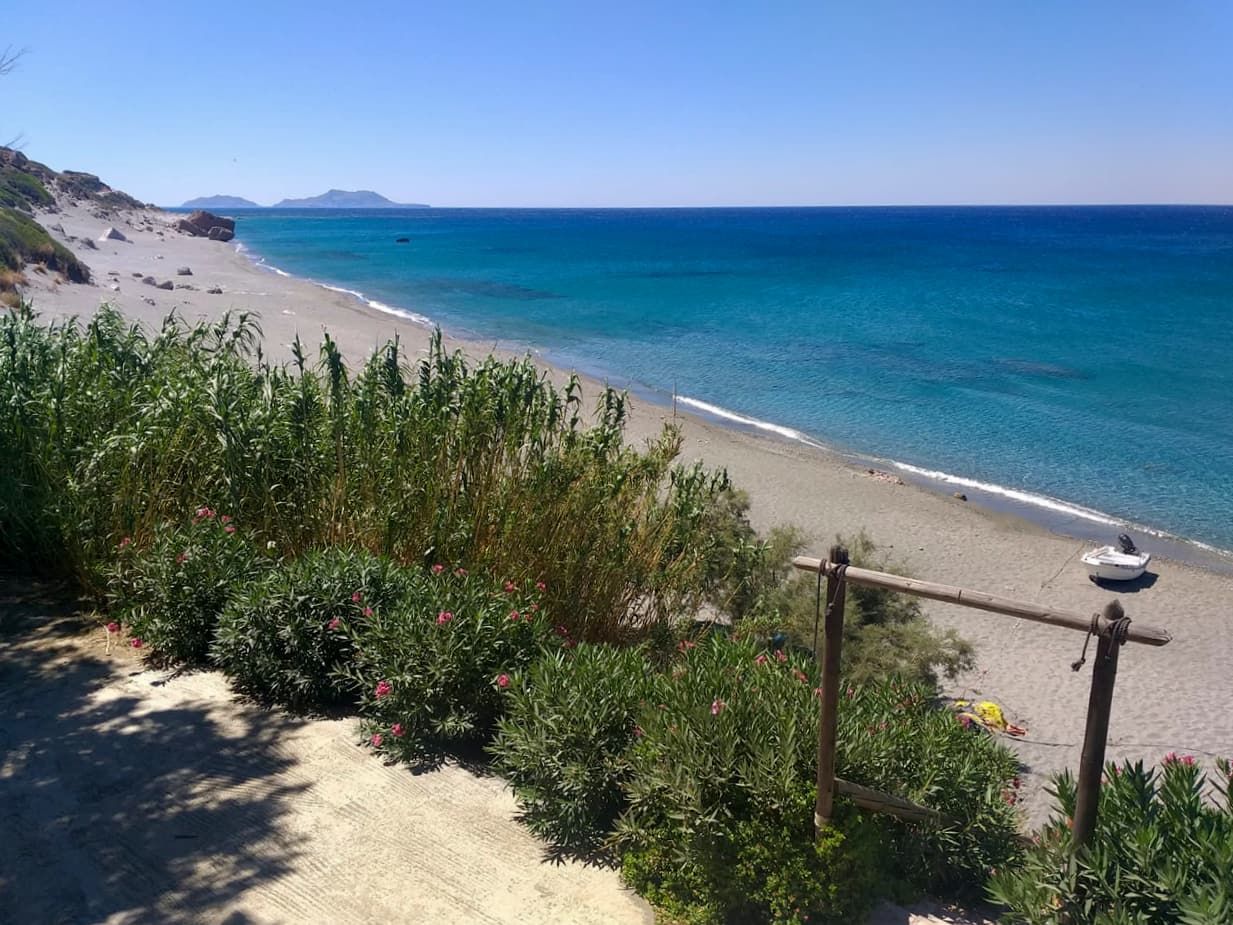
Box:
<box><xmin>613</xmin><ymin>635</ymin><xmax>1022</xmax><ymax>923</ymax></box>
<box><xmin>210</xmin><ymin>547</ymin><xmax>414</xmax><ymax>710</ymax></box>
<box><xmin>489</xmin><ymin>643</ymin><xmax>659</xmax><ymax>855</ymax></box>
<box><xmin>988</xmin><ymin>756</ymin><xmax>1233</xmax><ymax>924</ymax></box>
<box><xmin>353</xmin><ymin>571</ymin><xmax>559</xmax><ymax>758</ymax></box>
<box><xmin>108</xmin><ymin>507</ymin><xmax>266</xmax><ymax>663</ymax></box>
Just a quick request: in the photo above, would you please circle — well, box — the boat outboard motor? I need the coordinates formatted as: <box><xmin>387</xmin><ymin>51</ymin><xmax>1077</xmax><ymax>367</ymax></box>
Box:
<box><xmin>1117</xmin><ymin>533</ymin><xmax>1138</xmax><ymax>555</ymax></box>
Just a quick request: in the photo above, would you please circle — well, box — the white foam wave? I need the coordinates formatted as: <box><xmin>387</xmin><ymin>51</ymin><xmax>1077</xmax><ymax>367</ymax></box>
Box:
<box><xmin>676</xmin><ymin>396</ymin><xmax>826</xmax><ymax>448</ymax></box>
<box><xmin>889</xmin><ymin>461</ymin><xmax>1127</xmax><ymax>526</ymax></box>
<box><xmin>318</xmin><ymin>284</ymin><xmax>432</xmax><ymax>326</ymax></box>
<box><xmin>233</xmin><ymin>245</ymin><xmax>434</xmax><ymax>326</ymax></box>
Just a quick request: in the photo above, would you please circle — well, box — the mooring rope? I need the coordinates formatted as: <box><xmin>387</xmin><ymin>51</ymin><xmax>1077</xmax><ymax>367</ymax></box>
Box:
<box><xmin>1070</xmin><ymin>611</ymin><xmax>1132</xmax><ymax>671</ymax></box>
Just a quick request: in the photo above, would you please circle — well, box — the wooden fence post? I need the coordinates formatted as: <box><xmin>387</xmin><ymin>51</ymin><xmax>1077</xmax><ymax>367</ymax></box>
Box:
<box><xmin>1071</xmin><ymin>600</ymin><xmax>1127</xmax><ymax>850</ymax></box>
<box><xmin>814</xmin><ymin>544</ymin><xmax>850</xmax><ymax>837</ymax></box>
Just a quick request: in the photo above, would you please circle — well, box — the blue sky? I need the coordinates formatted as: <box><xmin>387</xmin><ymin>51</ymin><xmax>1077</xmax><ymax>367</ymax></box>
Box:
<box><xmin>3</xmin><ymin>1</ymin><xmax>1231</xmax><ymax>206</ymax></box>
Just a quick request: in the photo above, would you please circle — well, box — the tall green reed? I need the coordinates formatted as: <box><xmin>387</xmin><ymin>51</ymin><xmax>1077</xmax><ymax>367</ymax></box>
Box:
<box><xmin>0</xmin><ymin>303</ymin><xmax>745</xmax><ymax>641</ymax></box>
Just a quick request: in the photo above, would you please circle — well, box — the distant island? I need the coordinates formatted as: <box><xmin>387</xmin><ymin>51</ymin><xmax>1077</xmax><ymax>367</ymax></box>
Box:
<box><xmin>178</xmin><ymin>190</ymin><xmax>430</xmax><ymax>210</ymax></box>
<box><xmin>272</xmin><ymin>189</ymin><xmax>429</xmax><ymax>209</ymax></box>
<box><xmin>181</xmin><ymin>195</ymin><xmax>262</xmax><ymax>209</ymax></box>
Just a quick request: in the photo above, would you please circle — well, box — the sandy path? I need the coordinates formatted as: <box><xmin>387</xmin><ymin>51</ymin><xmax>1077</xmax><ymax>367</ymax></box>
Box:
<box><xmin>0</xmin><ymin>582</ymin><xmax>654</xmax><ymax>925</ymax></box>
<box><xmin>21</xmin><ymin>201</ymin><xmax>1233</xmax><ymax>833</ymax></box>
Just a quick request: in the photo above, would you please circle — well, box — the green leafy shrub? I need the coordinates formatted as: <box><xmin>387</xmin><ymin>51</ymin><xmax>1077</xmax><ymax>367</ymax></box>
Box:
<box><xmin>739</xmin><ymin>530</ymin><xmax>974</xmax><ymax>684</ymax></box>
<box><xmin>836</xmin><ymin>679</ymin><xmax>1022</xmax><ymax>894</ymax></box>
<box><xmin>615</xmin><ymin>635</ymin><xmax>1021</xmax><ymax>922</ymax></box>
<box><xmin>489</xmin><ymin>643</ymin><xmax>658</xmax><ymax>854</ymax></box>
<box><xmin>108</xmin><ymin>507</ymin><xmax>264</xmax><ymax>663</ymax></box>
<box><xmin>0</xmin><ymin>209</ymin><xmax>89</xmax><ymax>286</ymax></box>
<box><xmin>211</xmin><ymin>547</ymin><xmax>413</xmax><ymax>710</ymax></box>
<box><xmin>354</xmin><ymin>571</ymin><xmax>558</xmax><ymax>758</ymax></box>
<box><xmin>988</xmin><ymin>756</ymin><xmax>1233</xmax><ymax>924</ymax></box>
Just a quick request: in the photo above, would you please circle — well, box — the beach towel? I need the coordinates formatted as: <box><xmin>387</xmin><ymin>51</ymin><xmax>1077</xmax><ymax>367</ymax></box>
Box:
<box><xmin>951</xmin><ymin>699</ymin><xmax>1027</xmax><ymax>737</ymax></box>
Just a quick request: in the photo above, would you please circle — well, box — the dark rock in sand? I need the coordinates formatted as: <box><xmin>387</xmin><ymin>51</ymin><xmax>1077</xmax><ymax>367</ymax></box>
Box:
<box><xmin>176</xmin><ymin>266</ymin><xmax>192</xmax><ymax>276</ymax></box>
<box><xmin>156</xmin><ymin>280</ymin><xmax>174</xmax><ymax>290</ymax></box>
<box><xmin>176</xmin><ymin>210</ymin><xmax>236</xmax><ymax>241</ymax></box>
<box><xmin>131</xmin><ymin>271</ymin><xmax>144</xmax><ymax>278</ymax></box>
<box><xmin>80</xmin><ymin>237</ymin><xmax>98</xmax><ymax>250</ymax></box>
<box><xmin>141</xmin><ymin>276</ymin><xmax>157</xmax><ymax>286</ymax></box>
<box><xmin>952</xmin><ymin>492</ymin><xmax>968</xmax><ymax>501</ymax></box>
<box><xmin>206</xmin><ymin>286</ymin><xmax>223</xmax><ymax>294</ymax></box>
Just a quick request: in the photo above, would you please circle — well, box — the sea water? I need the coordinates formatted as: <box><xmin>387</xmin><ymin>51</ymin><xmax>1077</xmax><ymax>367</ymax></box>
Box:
<box><xmin>225</xmin><ymin>206</ymin><xmax>1233</xmax><ymax>556</ymax></box>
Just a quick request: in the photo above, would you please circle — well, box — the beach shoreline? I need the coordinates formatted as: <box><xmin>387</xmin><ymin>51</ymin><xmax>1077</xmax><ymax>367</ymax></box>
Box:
<box><xmin>24</xmin><ymin>202</ymin><xmax>1233</xmax><ymax>826</ymax></box>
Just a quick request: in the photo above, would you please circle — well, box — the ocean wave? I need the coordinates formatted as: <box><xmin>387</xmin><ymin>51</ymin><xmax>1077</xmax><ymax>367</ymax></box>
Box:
<box><xmin>675</xmin><ymin>396</ymin><xmax>827</xmax><ymax>448</ymax></box>
<box><xmin>888</xmin><ymin>461</ymin><xmax>1121</xmax><ymax>526</ymax></box>
<box><xmin>234</xmin><ymin>244</ymin><xmax>434</xmax><ymax>326</ymax></box>
<box><xmin>888</xmin><ymin>460</ymin><xmax>1233</xmax><ymax>558</ymax></box>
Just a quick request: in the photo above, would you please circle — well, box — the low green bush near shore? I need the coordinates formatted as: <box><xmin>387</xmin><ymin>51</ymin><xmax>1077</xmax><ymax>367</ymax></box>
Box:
<box><xmin>211</xmin><ymin>547</ymin><xmax>414</xmax><ymax>710</ymax></box>
<box><xmin>108</xmin><ymin>507</ymin><xmax>267</xmax><ymax>663</ymax></box>
<box><xmin>988</xmin><ymin>757</ymin><xmax>1233</xmax><ymax>924</ymax></box>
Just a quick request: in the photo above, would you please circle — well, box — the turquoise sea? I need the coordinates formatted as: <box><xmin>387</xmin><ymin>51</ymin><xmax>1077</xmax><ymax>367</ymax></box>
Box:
<box><xmin>224</xmin><ymin>206</ymin><xmax>1233</xmax><ymax>557</ymax></box>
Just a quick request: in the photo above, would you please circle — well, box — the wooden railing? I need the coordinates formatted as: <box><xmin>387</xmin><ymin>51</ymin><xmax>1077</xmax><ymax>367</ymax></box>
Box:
<box><xmin>792</xmin><ymin>545</ymin><xmax>1172</xmax><ymax>851</ymax></box>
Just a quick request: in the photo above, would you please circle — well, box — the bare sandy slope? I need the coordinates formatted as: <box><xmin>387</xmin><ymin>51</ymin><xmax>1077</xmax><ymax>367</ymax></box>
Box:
<box><xmin>21</xmin><ymin>202</ymin><xmax>1233</xmax><ymax>831</ymax></box>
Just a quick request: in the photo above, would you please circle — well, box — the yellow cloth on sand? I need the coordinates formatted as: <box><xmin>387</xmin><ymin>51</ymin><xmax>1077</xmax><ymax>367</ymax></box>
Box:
<box><xmin>952</xmin><ymin>699</ymin><xmax>1027</xmax><ymax>737</ymax></box>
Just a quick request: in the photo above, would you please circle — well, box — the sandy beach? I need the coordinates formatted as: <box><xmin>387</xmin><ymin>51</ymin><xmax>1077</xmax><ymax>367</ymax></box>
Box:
<box><xmin>22</xmin><ymin>201</ymin><xmax>1233</xmax><ymax>831</ymax></box>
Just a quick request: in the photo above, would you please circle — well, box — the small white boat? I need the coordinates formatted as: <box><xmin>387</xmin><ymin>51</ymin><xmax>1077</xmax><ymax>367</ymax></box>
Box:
<box><xmin>1082</xmin><ymin>534</ymin><xmax>1151</xmax><ymax>582</ymax></box>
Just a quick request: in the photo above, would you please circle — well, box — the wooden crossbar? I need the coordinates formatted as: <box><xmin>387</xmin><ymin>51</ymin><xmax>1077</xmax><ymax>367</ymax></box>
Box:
<box><xmin>791</xmin><ymin>556</ymin><xmax>1171</xmax><ymax>646</ymax></box>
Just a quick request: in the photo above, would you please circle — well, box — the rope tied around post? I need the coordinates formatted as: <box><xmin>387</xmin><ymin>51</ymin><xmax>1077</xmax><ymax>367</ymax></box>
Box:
<box><xmin>1071</xmin><ymin>602</ymin><xmax>1132</xmax><ymax>672</ymax></box>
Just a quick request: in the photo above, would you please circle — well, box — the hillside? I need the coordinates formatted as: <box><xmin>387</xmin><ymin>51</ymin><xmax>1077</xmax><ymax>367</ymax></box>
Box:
<box><xmin>0</xmin><ymin>147</ymin><xmax>122</xmax><ymax>299</ymax></box>
<box><xmin>181</xmin><ymin>195</ymin><xmax>262</xmax><ymax>209</ymax></box>
<box><xmin>271</xmin><ymin>189</ymin><xmax>429</xmax><ymax>209</ymax></box>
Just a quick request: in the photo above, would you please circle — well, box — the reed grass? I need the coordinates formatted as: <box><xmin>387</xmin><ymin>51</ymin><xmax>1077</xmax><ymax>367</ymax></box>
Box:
<box><xmin>0</xmin><ymin>303</ymin><xmax>744</xmax><ymax>641</ymax></box>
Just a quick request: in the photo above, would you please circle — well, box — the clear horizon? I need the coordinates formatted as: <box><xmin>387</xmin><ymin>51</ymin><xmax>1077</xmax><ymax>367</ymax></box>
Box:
<box><xmin>4</xmin><ymin>1</ymin><xmax>1232</xmax><ymax>208</ymax></box>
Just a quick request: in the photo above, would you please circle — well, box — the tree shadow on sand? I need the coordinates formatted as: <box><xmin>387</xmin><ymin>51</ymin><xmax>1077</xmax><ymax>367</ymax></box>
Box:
<box><xmin>0</xmin><ymin>578</ymin><xmax>309</xmax><ymax>925</ymax></box>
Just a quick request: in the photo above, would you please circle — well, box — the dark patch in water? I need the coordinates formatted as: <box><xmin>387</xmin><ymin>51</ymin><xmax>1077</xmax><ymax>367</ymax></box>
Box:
<box><xmin>628</xmin><ymin>270</ymin><xmax>733</xmax><ymax>279</ymax></box>
<box><xmin>994</xmin><ymin>358</ymin><xmax>1088</xmax><ymax>380</ymax></box>
<box><xmin>412</xmin><ymin>277</ymin><xmax>563</xmax><ymax>300</ymax></box>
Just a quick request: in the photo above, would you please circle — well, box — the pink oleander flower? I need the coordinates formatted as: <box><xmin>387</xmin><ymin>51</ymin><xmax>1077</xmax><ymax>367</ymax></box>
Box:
<box><xmin>371</xmin><ymin>733</ymin><xmax>383</xmax><ymax>747</ymax></box>
<box><xmin>220</xmin><ymin>515</ymin><xmax>231</xmax><ymax>524</ymax></box>
<box><xmin>130</xmin><ymin>638</ymin><xmax>144</xmax><ymax>649</ymax></box>
<box><xmin>363</xmin><ymin>607</ymin><xmax>373</xmax><ymax>617</ymax></box>
<box><xmin>633</xmin><ymin>725</ymin><xmax>643</xmax><ymax>738</ymax></box>
<box><xmin>535</xmin><ymin>581</ymin><xmax>546</xmax><ymax>592</ymax></box>
<box><xmin>432</xmin><ymin>564</ymin><xmax>445</xmax><ymax>574</ymax></box>
<box><xmin>454</xmin><ymin>568</ymin><xmax>467</xmax><ymax>577</ymax></box>
<box><xmin>554</xmin><ymin>624</ymin><xmax>569</xmax><ymax>636</ymax></box>
<box><xmin>351</xmin><ymin>591</ymin><xmax>362</xmax><ymax>603</ymax></box>
<box><xmin>504</xmin><ymin>581</ymin><xmax>517</xmax><ymax>593</ymax></box>
<box><xmin>677</xmin><ymin>640</ymin><xmax>696</xmax><ymax>653</ymax></box>
<box><xmin>118</xmin><ymin>536</ymin><xmax>131</xmax><ymax>549</ymax></box>
<box><xmin>793</xmin><ymin>668</ymin><xmax>809</xmax><ymax>683</ymax></box>
<box><xmin>775</xmin><ymin>649</ymin><xmax>787</xmax><ymax>663</ymax></box>
<box><xmin>846</xmin><ymin>687</ymin><xmax>855</xmax><ymax>698</ymax></box>
<box><xmin>176</xmin><ymin>552</ymin><xmax>188</xmax><ymax>564</ymax></box>
<box><xmin>509</xmin><ymin>610</ymin><xmax>520</xmax><ymax>620</ymax></box>
<box><xmin>754</xmin><ymin>653</ymin><xmax>767</xmax><ymax>665</ymax></box>
<box><xmin>106</xmin><ymin>621</ymin><xmax>120</xmax><ymax>633</ymax></box>
<box><xmin>529</xmin><ymin>604</ymin><xmax>538</xmax><ymax>612</ymax></box>
<box><xmin>711</xmin><ymin>699</ymin><xmax>726</xmax><ymax>716</ymax></box>
<box><xmin>195</xmin><ymin>506</ymin><xmax>212</xmax><ymax>519</ymax></box>
<box><xmin>813</xmin><ymin>687</ymin><xmax>824</xmax><ymax>697</ymax></box>
<box><xmin>1164</xmin><ymin>751</ymin><xmax>1178</xmax><ymax>765</ymax></box>
<box><xmin>391</xmin><ymin>723</ymin><xmax>405</xmax><ymax>738</ymax></box>
<box><xmin>328</xmin><ymin>617</ymin><xmax>341</xmax><ymax>630</ymax></box>
<box><xmin>958</xmin><ymin>715</ymin><xmax>972</xmax><ymax>729</ymax></box>
<box><xmin>497</xmin><ymin>674</ymin><xmax>510</xmax><ymax>688</ymax></box>
<box><xmin>224</xmin><ymin>525</ymin><xmax>236</xmax><ymax>534</ymax></box>
<box><xmin>375</xmin><ymin>680</ymin><xmax>392</xmax><ymax>698</ymax></box>
<box><xmin>437</xmin><ymin>611</ymin><xmax>453</xmax><ymax>624</ymax></box>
